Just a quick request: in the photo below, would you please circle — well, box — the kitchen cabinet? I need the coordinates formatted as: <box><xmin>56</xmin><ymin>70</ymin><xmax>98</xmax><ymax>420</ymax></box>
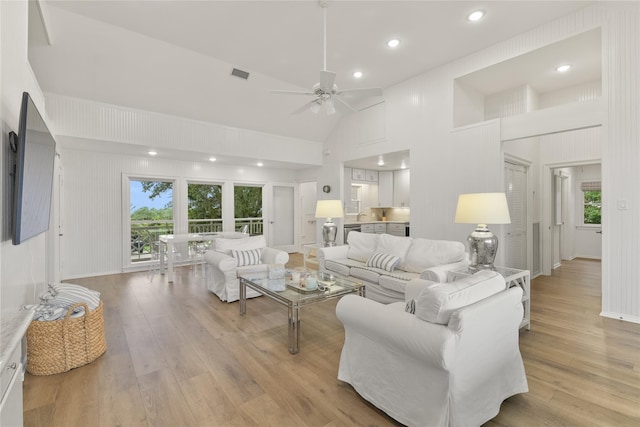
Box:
<box><xmin>365</xmin><ymin>170</ymin><xmax>379</xmax><ymax>182</ymax></box>
<box><xmin>378</xmin><ymin>171</ymin><xmax>393</xmax><ymax>207</ymax></box>
<box><xmin>352</xmin><ymin>168</ymin><xmax>366</xmax><ymax>181</ymax></box>
<box><xmin>374</xmin><ymin>223</ymin><xmax>386</xmax><ymax>234</ymax></box>
<box><xmin>393</xmin><ymin>169</ymin><xmax>410</xmax><ymax>207</ymax></box>
<box><xmin>352</xmin><ymin>168</ymin><xmax>379</xmax><ymax>183</ymax></box>
<box><xmin>387</xmin><ymin>223</ymin><xmax>406</xmax><ymax>236</ymax></box>
<box><xmin>361</xmin><ymin>223</ymin><xmax>375</xmax><ymax>233</ymax></box>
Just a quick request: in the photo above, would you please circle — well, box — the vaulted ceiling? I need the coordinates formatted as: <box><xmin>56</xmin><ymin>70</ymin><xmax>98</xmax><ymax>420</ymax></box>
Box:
<box><xmin>29</xmin><ymin>1</ymin><xmax>594</xmax><ymax>144</ymax></box>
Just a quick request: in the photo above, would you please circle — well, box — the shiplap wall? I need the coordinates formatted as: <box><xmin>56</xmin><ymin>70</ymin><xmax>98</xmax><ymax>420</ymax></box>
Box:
<box><xmin>59</xmin><ymin>148</ymin><xmax>296</xmax><ymax>279</ymax></box>
<box><xmin>321</xmin><ymin>3</ymin><xmax>639</xmax><ymax>323</ymax></box>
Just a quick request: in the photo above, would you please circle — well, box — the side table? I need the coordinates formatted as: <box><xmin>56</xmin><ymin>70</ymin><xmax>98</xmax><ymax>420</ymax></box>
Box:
<box><xmin>448</xmin><ymin>266</ymin><xmax>530</xmax><ymax>330</ymax></box>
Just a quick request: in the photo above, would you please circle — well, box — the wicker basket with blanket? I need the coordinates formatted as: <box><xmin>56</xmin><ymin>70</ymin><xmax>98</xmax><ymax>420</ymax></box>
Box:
<box><xmin>26</xmin><ymin>300</ymin><xmax>106</xmax><ymax>375</ymax></box>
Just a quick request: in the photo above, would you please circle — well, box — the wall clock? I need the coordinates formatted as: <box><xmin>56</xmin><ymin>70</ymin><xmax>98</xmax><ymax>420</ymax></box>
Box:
<box><xmin>322</xmin><ymin>185</ymin><xmax>331</xmax><ymax>194</ymax></box>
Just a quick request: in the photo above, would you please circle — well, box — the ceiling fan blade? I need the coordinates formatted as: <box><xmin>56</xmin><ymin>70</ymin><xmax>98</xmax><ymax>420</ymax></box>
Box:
<box><xmin>336</xmin><ymin>87</ymin><xmax>383</xmax><ymax>98</ymax></box>
<box><xmin>292</xmin><ymin>99</ymin><xmax>321</xmax><ymax>115</ymax></box>
<box><xmin>333</xmin><ymin>95</ymin><xmax>357</xmax><ymax>112</ymax></box>
<box><xmin>270</xmin><ymin>90</ymin><xmax>315</xmax><ymax>96</ymax></box>
<box><xmin>319</xmin><ymin>71</ymin><xmax>336</xmax><ymax>92</ymax></box>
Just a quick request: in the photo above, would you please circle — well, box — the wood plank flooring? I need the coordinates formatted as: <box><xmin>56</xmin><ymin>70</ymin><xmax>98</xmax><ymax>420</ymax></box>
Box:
<box><xmin>23</xmin><ymin>257</ymin><xmax>640</xmax><ymax>426</ymax></box>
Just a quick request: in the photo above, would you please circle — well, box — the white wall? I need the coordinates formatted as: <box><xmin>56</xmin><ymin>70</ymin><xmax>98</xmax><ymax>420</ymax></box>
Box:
<box><xmin>1</xmin><ymin>1</ymin><xmax>53</xmax><ymax>312</ymax></box>
<box><xmin>322</xmin><ymin>4</ymin><xmax>639</xmax><ymax>323</ymax></box>
<box><xmin>59</xmin><ymin>146</ymin><xmax>296</xmax><ymax>279</ymax></box>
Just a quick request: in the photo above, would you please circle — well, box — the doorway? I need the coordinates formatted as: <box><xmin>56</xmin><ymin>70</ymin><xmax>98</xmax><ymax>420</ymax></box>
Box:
<box><xmin>270</xmin><ymin>185</ymin><xmax>296</xmax><ymax>252</ymax></box>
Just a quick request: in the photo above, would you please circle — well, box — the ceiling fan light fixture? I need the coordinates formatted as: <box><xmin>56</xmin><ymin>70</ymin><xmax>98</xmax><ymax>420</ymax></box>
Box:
<box><xmin>325</xmin><ymin>98</ymin><xmax>336</xmax><ymax>115</ymax></box>
<box><xmin>310</xmin><ymin>101</ymin><xmax>322</xmax><ymax>114</ymax></box>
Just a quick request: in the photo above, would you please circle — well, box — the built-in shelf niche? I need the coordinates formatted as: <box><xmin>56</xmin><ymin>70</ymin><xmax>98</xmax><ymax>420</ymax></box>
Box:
<box><xmin>453</xmin><ymin>28</ymin><xmax>602</xmax><ymax>128</ymax></box>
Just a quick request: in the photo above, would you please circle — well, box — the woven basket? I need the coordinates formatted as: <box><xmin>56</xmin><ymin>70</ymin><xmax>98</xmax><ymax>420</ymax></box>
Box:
<box><xmin>26</xmin><ymin>301</ymin><xmax>107</xmax><ymax>375</ymax></box>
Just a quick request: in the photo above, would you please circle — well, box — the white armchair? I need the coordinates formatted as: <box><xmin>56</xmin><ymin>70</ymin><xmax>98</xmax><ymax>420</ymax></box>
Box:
<box><xmin>204</xmin><ymin>235</ymin><xmax>289</xmax><ymax>302</ymax></box>
<box><xmin>335</xmin><ymin>271</ymin><xmax>528</xmax><ymax>427</ymax></box>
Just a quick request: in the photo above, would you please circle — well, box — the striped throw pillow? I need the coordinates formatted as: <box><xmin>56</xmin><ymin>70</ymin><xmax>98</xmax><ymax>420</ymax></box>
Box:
<box><xmin>231</xmin><ymin>248</ymin><xmax>262</xmax><ymax>266</ymax></box>
<box><xmin>366</xmin><ymin>252</ymin><xmax>401</xmax><ymax>272</ymax></box>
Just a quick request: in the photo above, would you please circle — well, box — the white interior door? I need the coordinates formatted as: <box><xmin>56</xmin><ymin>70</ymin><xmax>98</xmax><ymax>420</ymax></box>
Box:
<box><xmin>503</xmin><ymin>162</ymin><xmax>527</xmax><ymax>269</ymax></box>
<box><xmin>271</xmin><ymin>185</ymin><xmax>296</xmax><ymax>252</ymax></box>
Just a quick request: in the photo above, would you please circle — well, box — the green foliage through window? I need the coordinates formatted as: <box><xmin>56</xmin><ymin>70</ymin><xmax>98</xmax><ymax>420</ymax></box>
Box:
<box><xmin>583</xmin><ymin>190</ymin><xmax>601</xmax><ymax>225</ymax></box>
<box><xmin>234</xmin><ymin>186</ymin><xmax>262</xmax><ymax>218</ymax></box>
<box><xmin>188</xmin><ymin>183</ymin><xmax>223</xmax><ymax>219</ymax></box>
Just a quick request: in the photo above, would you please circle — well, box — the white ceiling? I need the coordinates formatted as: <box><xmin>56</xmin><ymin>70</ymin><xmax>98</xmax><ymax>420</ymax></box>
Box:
<box><xmin>30</xmin><ymin>1</ymin><xmax>596</xmax><ymax>147</ymax></box>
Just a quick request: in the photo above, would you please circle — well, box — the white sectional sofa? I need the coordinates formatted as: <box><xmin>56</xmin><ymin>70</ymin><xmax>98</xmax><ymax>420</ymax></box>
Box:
<box><xmin>317</xmin><ymin>231</ymin><xmax>469</xmax><ymax>303</ymax></box>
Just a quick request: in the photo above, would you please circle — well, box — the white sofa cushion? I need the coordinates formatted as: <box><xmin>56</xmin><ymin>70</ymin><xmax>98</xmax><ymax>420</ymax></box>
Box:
<box><xmin>376</xmin><ymin>234</ymin><xmax>413</xmax><ymax>267</ymax></box>
<box><xmin>414</xmin><ymin>270</ymin><xmax>506</xmax><ymax>324</ymax></box>
<box><xmin>403</xmin><ymin>238</ymin><xmax>466</xmax><ymax>273</ymax></box>
<box><xmin>350</xmin><ymin>267</ymin><xmax>381</xmax><ymax>284</ymax></box>
<box><xmin>325</xmin><ymin>259</ymin><xmax>352</xmax><ymax>276</ymax></box>
<box><xmin>215</xmin><ymin>235</ymin><xmax>266</xmax><ymax>254</ymax></box>
<box><xmin>347</xmin><ymin>232</ymin><xmax>379</xmax><ymax>262</ymax></box>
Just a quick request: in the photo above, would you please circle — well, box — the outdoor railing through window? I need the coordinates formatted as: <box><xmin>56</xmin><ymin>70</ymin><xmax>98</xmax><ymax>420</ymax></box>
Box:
<box><xmin>130</xmin><ymin>218</ymin><xmax>263</xmax><ymax>262</ymax></box>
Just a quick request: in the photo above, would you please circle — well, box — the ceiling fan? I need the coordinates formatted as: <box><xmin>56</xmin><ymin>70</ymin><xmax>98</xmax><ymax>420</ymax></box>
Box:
<box><xmin>271</xmin><ymin>0</ymin><xmax>383</xmax><ymax>115</ymax></box>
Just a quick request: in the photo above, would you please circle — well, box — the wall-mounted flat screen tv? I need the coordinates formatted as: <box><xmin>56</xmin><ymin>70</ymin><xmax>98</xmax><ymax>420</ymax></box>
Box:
<box><xmin>11</xmin><ymin>91</ymin><xmax>56</xmax><ymax>245</ymax></box>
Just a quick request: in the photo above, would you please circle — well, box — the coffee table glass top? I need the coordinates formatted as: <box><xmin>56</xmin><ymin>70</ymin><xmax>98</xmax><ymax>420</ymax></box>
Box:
<box><xmin>239</xmin><ymin>271</ymin><xmax>362</xmax><ymax>304</ymax></box>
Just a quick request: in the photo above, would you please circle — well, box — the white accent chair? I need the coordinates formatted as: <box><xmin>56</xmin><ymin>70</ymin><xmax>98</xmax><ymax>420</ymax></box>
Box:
<box><xmin>335</xmin><ymin>271</ymin><xmax>528</xmax><ymax>427</ymax></box>
<box><xmin>204</xmin><ymin>235</ymin><xmax>289</xmax><ymax>302</ymax></box>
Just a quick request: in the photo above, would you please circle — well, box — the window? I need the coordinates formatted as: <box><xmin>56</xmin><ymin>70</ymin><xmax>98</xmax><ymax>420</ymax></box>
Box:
<box><xmin>581</xmin><ymin>181</ymin><xmax>601</xmax><ymax>225</ymax></box>
<box><xmin>234</xmin><ymin>185</ymin><xmax>263</xmax><ymax>235</ymax></box>
<box><xmin>129</xmin><ymin>179</ymin><xmax>174</xmax><ymax>263</ymax></box>
<box><xmin>187</xmin><ymin>182</ymin><xmax>223</xmax><ymax>233</ymax></box>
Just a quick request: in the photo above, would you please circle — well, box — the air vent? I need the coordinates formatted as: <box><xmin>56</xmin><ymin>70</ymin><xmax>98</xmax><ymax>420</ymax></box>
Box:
<box><xmin>231</xmin><ymin>68</ymin><xmax>250</xmax><ymax>80</ymax></box>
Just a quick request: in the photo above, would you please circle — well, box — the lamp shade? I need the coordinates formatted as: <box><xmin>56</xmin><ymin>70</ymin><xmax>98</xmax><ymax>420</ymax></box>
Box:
<box><xmin>315</xmin><ymin>200</ymin><xmax>344</xmax><ymax>219</ymax></box>
<box><xmin>454</xmin><ymin>193</ymin><xmax>511</xmax><ymax>225</ymax></box>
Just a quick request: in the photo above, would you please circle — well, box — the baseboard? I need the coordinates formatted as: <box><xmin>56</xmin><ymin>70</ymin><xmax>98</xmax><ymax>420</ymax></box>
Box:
<box><xmin>600</xmin><ymin>311</ymin><xmax>640</xmax><ymax>324</ymax></box>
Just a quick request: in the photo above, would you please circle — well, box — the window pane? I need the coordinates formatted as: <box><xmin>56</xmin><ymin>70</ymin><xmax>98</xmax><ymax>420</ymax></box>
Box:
<box><xmin>130</xmin><ymin>179</ymin><xmax>174</xmax><ymax>263</ymax></box>
<box><xmin>584</xmin><ymin>190</ymin><xmax>601</xmax><ymax>225</ymax></box>
<box><xmin>187</xmin><ymin>183</ymin><xmax>223</xmax><ymax>233</ymax></box>
<box><xmin>234</xmin><ymin>185</ymin><xmax>263</xmax><ymax>235</ymax></box>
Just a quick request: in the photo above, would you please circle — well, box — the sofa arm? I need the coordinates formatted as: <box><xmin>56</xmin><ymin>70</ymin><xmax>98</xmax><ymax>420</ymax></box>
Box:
<box><xmin>420</xmin><ymin>258</ymin><xmax>470</xmax><ymax>282</ymax></box>
<box><xmin>262</xmin><ymin>247</ymin><xmax>290</xmax><ymax>265</ymax></box>
<box><xmin>404</xmin><ymin>278</ymin><xmax>439</xmax><ymax>302</ymax></box>
<box><xmin>204</xmin><ymin>250</ymin><xmax>237</xmax><ymax>272</ymax></box>
<box><xmin>336</xmin><ymin>295</ymin><xmax>456</xmax><ymax>367</ymax></box>
<box><xmin>317</xmin><ymin>245</ymin><xmax>350</xmax><ymax>272</ymax></box>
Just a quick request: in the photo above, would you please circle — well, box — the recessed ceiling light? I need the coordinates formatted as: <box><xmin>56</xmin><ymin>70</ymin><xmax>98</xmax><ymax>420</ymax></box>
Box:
<box><xmin>467</xmin><ymin>10</ymin><xmax>484</xmax><ymax>22</ymax></box>
<box><xmin>148</xmin><ymin>151</ymin><xmax>157</xmax><ymax>156</ymax></box>
<box><xmin>556</xmin><ymin>64</ymin><xmax>572</xmax><ymax>72</ymax></box>
<box><xmin>387</xmin><ymin>39</ymin><xmax>400</xmax><ymax>48</ymax></box>
<box><xmin>353</xmin><ymin>71</ymin><xmax>363</xmax><ymax>79</ymax></box>
<box><xmin>257</xmin><ymin>162</ymin><xmax>263</xmax><ymax>167</ymax></box>
<box><xmin>209</xmin><ymin>157</ymin><xmax>217</xmax><ymax>162</ymax></box>
<box><xmin>378</xmin><ymin>157</ymin><xmax>385</xmax><ymax>166</ymax></box>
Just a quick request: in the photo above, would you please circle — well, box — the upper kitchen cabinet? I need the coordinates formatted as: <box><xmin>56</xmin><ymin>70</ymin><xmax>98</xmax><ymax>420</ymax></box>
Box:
<box><xmin>378</xmin><ymin>171</ymin><xmax>393</xmax><ymax>207</ymax></box>
<box><xmin>393</xmin><ymin>169</ymin><xmax>410</xmax><ymax>207</ymax></box>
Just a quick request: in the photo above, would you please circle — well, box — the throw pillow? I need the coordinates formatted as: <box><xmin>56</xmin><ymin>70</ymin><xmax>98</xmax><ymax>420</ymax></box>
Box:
<box><xmin>405</xmin><ymin>299</ymin><xmax>416</xmax><ymax>314</ymax></box>
<box><xmin>230</xmin><ymin>248</ymin><xmax>262</xmax><ymax>266</ymax></box>
<box><xmin>366</xmin><ymin>252</ymin><xmax>401</xmax><ymax>272</ymax></box>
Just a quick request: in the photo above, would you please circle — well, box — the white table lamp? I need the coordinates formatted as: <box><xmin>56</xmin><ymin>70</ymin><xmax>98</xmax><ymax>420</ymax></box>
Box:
<box><xmin>315</xmin><ymin>200</ymin><xmax>344</xmax><ymax>247</ymax></box>
<box><xmin>455</xmin><ymin>193</ymin><xmax>511</xmax><ymax>272</ymax></box>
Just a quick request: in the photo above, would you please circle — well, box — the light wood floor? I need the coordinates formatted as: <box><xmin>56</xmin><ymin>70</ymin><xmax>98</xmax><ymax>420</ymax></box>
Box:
<box><xmin>23</xmin><ymin>257</ymin><xmax>640</xmax><ymax>426</ymax></box>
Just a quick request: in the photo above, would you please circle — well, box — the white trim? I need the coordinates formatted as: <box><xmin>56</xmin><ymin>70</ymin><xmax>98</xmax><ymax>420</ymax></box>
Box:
<box><xmin>600</xmin><ymin>311</ymin><xmax>640</xmax><ymax>325</ymax></box>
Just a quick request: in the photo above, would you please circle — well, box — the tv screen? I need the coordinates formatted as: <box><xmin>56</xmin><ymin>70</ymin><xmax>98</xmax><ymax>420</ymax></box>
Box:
<box><xmin>12</xmin><ymin>92</ymin><xmax>57</xmax><ymax>245</ymax></box>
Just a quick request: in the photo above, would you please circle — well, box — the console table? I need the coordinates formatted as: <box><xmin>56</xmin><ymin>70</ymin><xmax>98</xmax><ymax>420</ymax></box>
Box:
<box><xmin>448</xmin><ymin>267</ymin><xmax>530</xmax><ymax>330</ymax></box>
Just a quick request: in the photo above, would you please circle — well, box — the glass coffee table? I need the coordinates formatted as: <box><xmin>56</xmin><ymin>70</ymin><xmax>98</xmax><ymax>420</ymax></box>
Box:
<box><xmin>239</xmin><ymin>271</ymin><xmax>364</xmax><ymax>354</ymax></box>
